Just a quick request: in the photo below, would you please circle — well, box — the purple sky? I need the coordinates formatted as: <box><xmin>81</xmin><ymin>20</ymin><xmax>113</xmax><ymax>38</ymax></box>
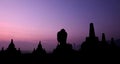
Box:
<box><xmin>0</xmin><ymin>0</ymin><xmax>120</xmax><ymax>52</ymax></box>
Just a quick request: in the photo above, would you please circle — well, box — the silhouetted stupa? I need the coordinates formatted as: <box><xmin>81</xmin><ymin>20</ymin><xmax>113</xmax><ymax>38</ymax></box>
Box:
<box><xmin>6</xmin><ymin>39</ymin><xmax>19</xmax><ymax>55</ymax></box>
<box><xmin>89</xmin><ymin>23</ymin><xmax>95</xmax><ymax>38</ymax></box>
<box><xmin>32</xmin><ymin>41</ymin><xmax>46</xmax><ymax>55</ymax></box>
<box><xmin>100</xmin><ymin>33</ymin><xmax>109</xmax><ymax>50</ymax></box>
<box><xmin>110</xmin><ymin>37</ymin><xmax>116</xmax><ymax>48</ymax></box>
<box><xmin>81</xmin><ymin>23</ymin><xmax>99</xmax><ymax>51</ymax></box>
<box><xmin>86</xmin><ymin>23</ymin><xmax>99</xmax><ymax>42</ymax></box>
<box><xmin>7</xmin><ymin>39</ymin><xmax>17</xmax><ymax>52</ymax></box>
<box><xmin>102</xmin><ymin>33</ymin><xmax>106</xmax><ymax>42</ymax></box>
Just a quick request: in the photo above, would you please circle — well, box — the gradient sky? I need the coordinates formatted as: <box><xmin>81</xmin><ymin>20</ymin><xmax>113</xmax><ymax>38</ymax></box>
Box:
<box><xmin>0</xmin><ymin>0</ymin><xmax>120</xmax><ymax>52</ymax></box>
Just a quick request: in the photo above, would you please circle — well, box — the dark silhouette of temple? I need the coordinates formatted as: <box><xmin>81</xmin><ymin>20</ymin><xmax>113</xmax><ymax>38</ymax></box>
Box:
<box><xmin>32</xmin><ymin>41</ymin><xmax>46</xmax><ymax>56</ymax></box>
<box><xmin>99</xmin><ymin>33</ymin><xmax>110</xmax><ymax>50</ymax></box>
<box><xmin>81</xmin><ymin>23</ymin><xmax>99</xmax><ymax>52</ymax></box>
<box><xmin>4</xmin><ymin>39</ymin><xmax>21</xmax><ymax>56</ymax></box>
<box><xmin>0</xmin><ymin>23</ymin><xmax>119</xmax><ymax>64</ymax></box>
<box><xmin>57</xmin><ymin>29</ymin><xmax>67</xmax><ymax>45</ymax></box>
<box><xmin>6</xmin><ymin>39</ymin><xmax>17</xmax><ymax>54</ymax></box>
<box><xmin>79</xmin><ymin>23</ymin><xmax>119</xmax><ymax>62</ymax></box>
<box><xmin>53</xmin><ymin>29</ymin><xmax>73</xmax><ymax>54</ymax></box>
